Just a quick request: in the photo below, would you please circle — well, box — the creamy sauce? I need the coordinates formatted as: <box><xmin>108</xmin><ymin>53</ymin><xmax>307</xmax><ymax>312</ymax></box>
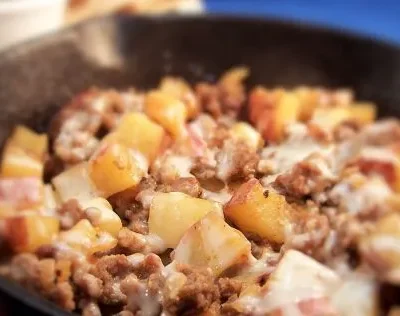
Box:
<box><xmin>260</xmin><ymin>123</ymin><xmax>333</xmax><ymax>176</ymax></box>
<box><xmin>236</xmin><ymin>250</ymin><xmax>341</xmax><ymax>316</ymax></box>
<box><xmin>202</xmin><ymin>188</ymin><xmax>232</xmax><ymax>205</ymax></box>
<box><xmin>331</xmin><ymin>177</ymin><xmax>391</xmax><ymax>214</ymax></box>
<box><xmin>331</xmin><ymin>273</ymin><xmax>377</xmax><ymax>316</ymax></box>
<box><xmin>130</xmin><ymin>149</ymin><xmax>149</xmax><ymax>175</ymax></box>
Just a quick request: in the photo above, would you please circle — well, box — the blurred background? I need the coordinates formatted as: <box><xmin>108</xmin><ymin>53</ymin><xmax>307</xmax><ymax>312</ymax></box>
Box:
<box><xmin>0</xmin><ymin>0</ymin><xmax>400</xmax><ymax>51</ymax></box>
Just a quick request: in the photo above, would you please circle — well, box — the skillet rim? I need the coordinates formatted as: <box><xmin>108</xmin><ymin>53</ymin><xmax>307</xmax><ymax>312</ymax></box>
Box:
<box><xmin>0</xmin><ymin>13</ymin><xmax>400</xmax><ymax>315</ymax></box>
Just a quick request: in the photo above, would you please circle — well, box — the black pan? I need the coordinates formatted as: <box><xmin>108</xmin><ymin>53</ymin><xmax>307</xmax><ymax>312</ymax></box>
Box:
<box><xmin>0</xmin><ymin>14</ymin><xmax>400</xmax><ymax>315</ymax></box>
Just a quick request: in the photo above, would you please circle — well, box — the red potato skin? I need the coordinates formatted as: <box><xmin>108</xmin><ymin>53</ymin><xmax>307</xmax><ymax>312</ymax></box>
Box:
<box><xmin>5</xmin><ymin>217</ymin><xmax>28</xmax><ymax>251</ymax></box>
<box><xmin>356</xmin><ymin>158</ymin><xmax>396</xmax><ymax>186</ymax></box>
<box><xmin>226</xmin><ymin>178</ymin><xmax>260</xmax><ymax>206</ymax></box>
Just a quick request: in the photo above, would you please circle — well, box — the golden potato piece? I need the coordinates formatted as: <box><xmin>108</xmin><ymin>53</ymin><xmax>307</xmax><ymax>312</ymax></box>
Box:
<box><xmin>145</xmin><ymin>90</ymin><xmax>188</xmax><ymax>138</ymax></box>
<box><xmin>348</xmin><ymin>102</ymin><xmax>377</xmax><ymax>125</ymax></box>
<box><xmin>8</xmin><ymin>125</ymin><xmax>47</xmax><ymax>159</ymax></box>
<box><xmin>224</xmin><ymin>178</ymin><xmax>291</xmax><ymax>243</ymax></box>
<box><xmin>230</xmin><ymin>122</ymin><xmax>264</xmax><ymax>151</ymax></box>
<box><xmin>5</xmin><ymin>215</ymin><xmax>59</xmax><ymax>253</ymax></box>
<box><xmin>52</xmin><ymin>162</ymin><xmax>97</xmax><ymax>203</ymax></box>
<box><xmin>249</xmin><ymin>87</ymin><xmax>300</xmax><ymax>143</ymax></box>
<box><xmin>88</xmin><ymin>143</ymin><xmax>146</xmax><ymax>197</ymax></box>
<box><xmin>1</xmin><ymin>144</ymin><xmax>43</xmax><ymax>177</ymax></box>
<box><xmin>174</xmin><ymin>211</ymin><xmax>251</xmax><ymax>275</ymax></box>
<box><xmin>81</xmin><ymin>198</ymin><xmax>122</xmax><ymax>237</ymax></box>
<box><xmin>159</xmin><ymin>77</ymin><xmax>199</xmax><ymax>119</ymax></box>
<box><xmin>148</xmin><ymin>192</ymin><xmax>222</xmax><ymax>248</ymax></box>
<box><xmin>108</xmin><ymin>112</ymin><xmax>165</xmax><ymax>162</ymax></box>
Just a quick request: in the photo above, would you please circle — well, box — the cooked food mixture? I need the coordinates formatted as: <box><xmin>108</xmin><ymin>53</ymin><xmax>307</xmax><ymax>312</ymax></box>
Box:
<box><xmin>1</xmin><ymin>67</ymin><xmax>400</xmax><ymax>315</ymax></box>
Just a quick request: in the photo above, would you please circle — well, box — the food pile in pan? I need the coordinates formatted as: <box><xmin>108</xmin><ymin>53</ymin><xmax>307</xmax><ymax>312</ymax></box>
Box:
<box><xmin>0</xmin><ymin>67</ymin><xmax>399</xmax><ymax>315</ymax></box>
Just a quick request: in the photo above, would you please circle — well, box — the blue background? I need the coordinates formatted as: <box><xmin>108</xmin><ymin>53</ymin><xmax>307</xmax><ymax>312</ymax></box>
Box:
<box><xmin>205</xmin><ymin>0</ymin><xmax>400</xmax><ymax>44</ymax></box>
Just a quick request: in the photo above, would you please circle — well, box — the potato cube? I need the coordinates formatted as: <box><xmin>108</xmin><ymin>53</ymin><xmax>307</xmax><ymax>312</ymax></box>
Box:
<box><xmin>8</xmin><ymin>125</ymin><xmax>47</xmax><ymax>159</ymax></box>
<box><xmin>294</xmin><ymin>87</ymin><xmax>320</xmax><ymax>121</ymax></box>
<box><xmin>174</xmin><ymin>211</ymin><xmax>251</xmax><ymax>275</ymax></box>
<box><xmin>349</xmin><ymin>103</ymin><xmax>377</xmax><ymax>125</ymax></box>
<box><xmin>230</xmin><ymin>123</ymin><xmax>264</xmax><ymax>151</ymax></box>
<box><xmin>89</xmin><ymin>231</ymin><xmax>118</xmax><ymax>255</ymax></box>
<box><xmin>108</xmin><ymin>112</ymin><xmax>165</xmax><ymax>162</ymax></box>
<box><xmin>311</xmin><ymin>107</ymin><xmax>354</xmax><ymax>132</ymax></box>
<box><xmin>88</xmin><ymin>143</ymin><xmax>146</xmax><ymax>197</ymax></box>
<box><xmin>148</xmin><ymin>192</ymin><xmax>222</xmax><ymax>248</ymax></box>
<box><xmin>81</xmin><ymin>197</ymin><xmax>122</xmax><ymax>237</ymax></box>
<box><xmin>159</xmin><ymin>77</ymin><xmax>199</xmax><ymax>119</ymax></box>
<box><xmin>5</xmin><ymin>215</ymin><xmax>59</xmax><ymax>253</ymax></box>
<box><xmin>52</xmin><ymin>162</ymin><xmax>97</xmax><ymax>203</ymax></box>
<box><xmin>58</xmin><ymin>219</ymin><xmax>96</xmax><ymax>250</ymax></box>
<box><xmin>361</xmin><ymin>213</ymin><xmax>400</xmax><ymax>273</ymax></box>
<box><xmin>145</xmin><ymin>91</ymin><xmax>188</xmax><ymax>138</ymax></box>
<box><xmin>1</xmin><ymin>125</ymin><xmax>47</xmax><ymax>178</ymax></box>
<box><xmin>58</xmin><ymin>219</ymin><xmax>116</xmax><ymax>255</ymax></box>
<box><xmin>1</xmin><ymin>144</ymin><xmax>43</xmax><ymax>177</ymax></box>
<box><xmin>250</xmin><ymin>88</ymin><xmax>300</xmax><ymax>143</ymax></box>
<box><xmin>0</xmin><ymin>177</ymin><xmax>43</xmax><ymax>210</ymax></box>
<box><xmin>224</xmin><ymin>179</ymin><xmax>291</xmax><ymax>243</ymax></box>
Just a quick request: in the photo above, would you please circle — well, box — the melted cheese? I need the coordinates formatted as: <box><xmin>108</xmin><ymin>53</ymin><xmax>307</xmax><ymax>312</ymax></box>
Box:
<box><xmin>331</xmin><ymin>176</ymin><xmax>391</xmax><ymax>214</ymax></box>
<box><xmin>260</xmin><ymin>123</ymin><xmax>333</xmax><ymax>176</ymax></box>
<box><xmin>235</xmin><ymin>250</ymin><xmax>341</xmax><ymax>315</ymax></box>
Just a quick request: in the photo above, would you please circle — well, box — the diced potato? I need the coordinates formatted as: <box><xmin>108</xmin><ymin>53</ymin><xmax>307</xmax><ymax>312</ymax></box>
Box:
<box><xmin>145</xmin><ymin>90</ymin><xmax>188</xmax><ymax>138</ymax></box>
<box><xmin>107</xmin><ymin>112</ymin><xmax>165</xmax><ymax>162</ymax></box>
<box><xmin>58</xmin><ymin>219</ymin><xmax>117</xmax><ymax>255</ymax></box>
<box><xmin>52</xmin><ymin>162</ymin><xmax>97</xmax><ymax>203</ymax></box>
<box><xmin>148</xmin><ymin>192</ymin><xmax>223</xmax><ymax>248</ymax></box>
<box><xmin>0</xmin><ymin>205</ymin><xmax>16</xmax><ymax>219</ymax></box>
<box><xmin>5</xmin><ymin>215</ymin><xmax>59</xmax><ymax>253</ymax></box>
<box><xmin>250</xmin><ymin>88</ymin><xmax>301</xmax><ymax>143</ymax></box>
<box><xmin>159</xmin><ymin>77</ymin><xmax>199</xmax><ymax>119</ymax></box>
<box><xmin>1</xmin><ymin>125</ymin><xmax>47</xmax><ymax>178</ymax></box>
<box><xmin>224</xmin><ymin>179</ymin><xmax>292</xmax><ymax>243</ymax></box>
<box><xmin>361</xmin><ymin>213</ymin><xmax>400</xmax><ymax>272</ymax></box>
<box><xmin>294</xmin><ymin>87</ymin><xmax>320</xmax><ymax>121</ymax></box>
<box><xmin>348</xmin><ymin>103</ymin><xmax>377</xmax><ymax>125</ymax></box>
<box><xmin>0</xmin><ymin>177</ymin><xmax>43</xmax><ymax>210</ymax></box>
<box><xmin>89</xmin><ymin>231</ymin><xmax>118</xmax><ymax>255</ymax></box>
<box><xmin>7</xmin><ymin>125</ymin><xmax>47</xmax><ymax>159</ymax></box>
<box><xmin>1</xmin><ymin>145</ymin><xmax>43</xmax><ymax>177</ymax></box>
<box><xmin>230</xmin><ymin>123</ymin><xmax>264</xmax><ymax>151</ymax></box>
<box><xmin>58</xmin><ymin>219</ymin><xmax>96</xmax><ymax>250</ymax></box>
<box><xmin>88</xmin><ymin>143</ymin><xmax>146</xmax><ymax>197</ymax></box>
<box><xmin>81</xmin><ymin>197</ymin><xmax>122</xmax><ymax>237</ymax></box>
<box><xmin>312</xmin><ymin>107</ymin><xmax>351</xmax><ymax>130</ymax></box>
<box><xmin>249</xmin><ymin>87</ymin><xmax>284</xmax><ymax>123</ymax></box>
<box><xmin>174</xmin><ymin>211</ymin><xmax>251</xmax><ymax>275</ymax></box>
<box><xmin>312</xmin><ymin>103</ymin><xmax>376</xmax><ymax>129</ymax></box>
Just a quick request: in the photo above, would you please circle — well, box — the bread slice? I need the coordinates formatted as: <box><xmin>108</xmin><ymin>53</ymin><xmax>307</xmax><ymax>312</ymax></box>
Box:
<box><xmin>66</xmin><ymin>0</ymin><xmax>204</xmax><ymax>24</ymax></box>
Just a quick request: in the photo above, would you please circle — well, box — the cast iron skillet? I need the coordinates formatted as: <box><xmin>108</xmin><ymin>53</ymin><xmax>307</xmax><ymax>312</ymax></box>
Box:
<box><xmin>0</xmin><ymin>14</ymin><xmax>400</xmax><ymax>315</ymax></box>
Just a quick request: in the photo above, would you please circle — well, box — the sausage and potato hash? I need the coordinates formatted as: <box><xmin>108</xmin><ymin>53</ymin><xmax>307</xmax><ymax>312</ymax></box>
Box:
<box><xmin>0</xmin><ymin>67</ymin><xmax>399</xmax><ymax>315</ymax></box>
